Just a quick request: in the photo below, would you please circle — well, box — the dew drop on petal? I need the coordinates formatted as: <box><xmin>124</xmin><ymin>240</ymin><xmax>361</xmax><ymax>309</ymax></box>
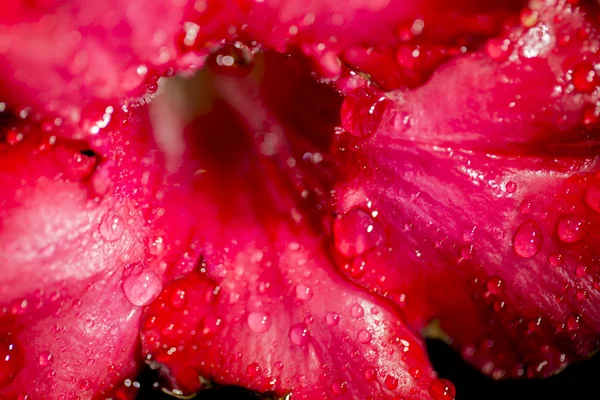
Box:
<box><xmin>325</xmin><ymin>312</ymin><xmax>341</xmax><ymax>326</ymax></box>
<box><xmin>584</xmin><ymin>185</ymin><xmax>600</xmax><ymax>212</ymax></box>
<box><xmin>505</xmin><ymin>181</ymin><xmax>517</xmax><ymax>194</ymax></box>
<box><xmin>350</xmin><ymin>304</ymin><xmax>364</xmax><ymax>318</ymax></box>
<box><xmin>358</xmin><ymin>329</ymin><xmax>373</xmax><ymax>344</ymax></box>
<box><xmin>548</xmin><ymin>252</ymin><xmax>563</xmax><ymax>266</ymax></box>
<box><xmin>340</xmin><ymin>88</ymin><xmax>389</xmax><ymax>138</ymax></box>
<box><xmin>556</xmin><ymin>216</ymin><xmax>589</xmax><ymax>243</ymax></box>
<box><xmin>576</xmin><ymin>289</ymin><xmax>588</xmax><ymax>301</ymax></box>
<box><xmin>99</xmin><ymin>212</ymin><xmax>125</xmax><ymax>241</ymax></box>
<box><xmin>289</xmin><ymin>323</ymin><xmax>310</xmax><ymax>346</ymax></box>
<box><xmin>460</xmin><ymin>245</ymin><xmax>475</xmax><ymax>260</ymax></box>
<box><xmin>38</xmin><ymin>351</ymin><xmax>54</xmax><ymax>366</ymax></box>
<box><xmin>384</xmin><ymin>374</ymin><xmax>398</xmax><ymax>390</ymax></box>
<box><xmin>429</xmin><ymin>378</ymin><xmax>456</xmax><ymax>400</ymax></box>
<box><xmin>202</xmin><ymin>315</ymin><xmax>223</xmax><ymax>335</ymax></box>
<box><xmin>486</xmin><ymin>276</ymin><xmax>505</xmax><ymax>295</ymax></box>
<box><xmin>295</xmin><ymin>283</ymin><xmax>313</xmax><ymax>301</ymax></box>
<box><xmin>364</xmin><ymin>368</ymin><xmax>377</xmax><ymax>381</ymax></box>
<box><xmin>245</xmin><ymin>362</ymin><xmax>261</xmax><ymax>378</ymax></box>
<box><xmin>486</xmin><ymin>38</ymin><xmax>511</xmax><ymax>62</ymax></box>
<box><xmin>169</xmin><ymin>288</ymin><xmax>187</xmax><ymax>309</ymax></box>
<box><xmin>122</xmin><ymin>263</ymin><xmax>162</xmax><ymax>307</ymax></box>
<box><xmin>566</xmin><ymin>314</ymin><xmax>581</xmax><ymax>332</ymax></box>
<box><xmin>247</xmin><ymin>311</ymin><xmax>272</xmax><ymax>333</ymax></box>
<box><xmin>576</xmin><ymin>265</ymin><xmax>588</xmax><ymax>277</ymax></box>
<box><xmin>513</xmin><ymin>220</ymin><xmax>543</xmax><ymax>258</ymax></box>
<box><xmin>147</xmin><ymin>235</ymin><xmax>166</xmax><ymax>256</ymax></box>
<box><xmin>331</xmin><ymin>380</ymin><xmax>348</xmax><ymax>395</ymax></box>
<box><xmin>333</xmin><ymin>209</ymin><xmax>383</xmax><ymax>257</ymax></box>
<box><xmin>571</xmin><ymin>61</ymin><xmax>598</xmax><ymax>93</ymax></box>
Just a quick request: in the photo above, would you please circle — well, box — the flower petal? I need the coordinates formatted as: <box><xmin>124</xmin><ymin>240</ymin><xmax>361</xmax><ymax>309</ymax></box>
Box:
<box><xmin>331</xmin><ymin>0</ymin><xmax>600</xmax><ymax>379</ymax></box>
<box><xmin>140</xmin><ymin>50</ymin><xmax>447</xmax><ymax>400</ymax></box>
<box><xmin>0</xmin><ymin>107</ymin><xmax>193</xmax><ymax>398</ymax></box>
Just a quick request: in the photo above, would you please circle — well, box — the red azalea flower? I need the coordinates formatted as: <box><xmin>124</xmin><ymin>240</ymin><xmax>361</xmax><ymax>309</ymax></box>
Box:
<box><xmin>0</xmin><ymin>0</ymin><xmax>599</xmax><ymax>399</ymax></box>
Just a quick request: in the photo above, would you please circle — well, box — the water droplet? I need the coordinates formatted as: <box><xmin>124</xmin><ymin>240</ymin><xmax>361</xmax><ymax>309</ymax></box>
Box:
<box><xmin>505</xmin><ymin>181</ymin><xmax>517</xmax><ymax>194</ymax></box>
<box><xmin>295</xmin><ymin>284</ymin><xmax>313</xmax><ymax>301</ymax></box>
<box><xmin>513</xmin><ymin>220</ymin><xmax>543</xmax><ymax>258</ymax></box>
<box><xmin>333</xmin><ymin>209</ymin><xmax>383</xmax><ymax>258</ymax></box>
<box><xmin>122</xmin><ymin>263</ymin><xmax>162</xmax><ymax>307</ymax></box>
<box><xmin>460</xmin><ymin>245</ymin><xmax>475</xmax><ymax>260</ymax></box>
<box><xmin>0</xmin><ymin>339</ymin><xmax>24</xmax><ymax>388</ymax></box>
<box><xmin>99</xmin><ymin>212</ymin><xmax>125</xmax><ymax>241</ymax></box>
<box><xmin>340</xmin><ymin>88</ymin><xmax>389</xmax><ymax>138</ymax></box>
<box><xmin>331</xmin><ymin>380</ymin><xmax>348</xmax><ymax>395</ymax></box>
<box><xmin>575</xmin><ymin>265</ymin><xmax>588</xmax><ymax>277</ymax></box>
<box><xmin>527</xmin><ymin>317</ymin><xmax>542</xmax><ymax>334</ymax></box>
<box><xmin>576</xmin><ymin>289</ymin><xmax>588</xmax><ymax>301</ymax></box>
<box><xmin>584</xmin><ymin>185</ymin><xmax>600</xmax><ymax>212</ymax></box>
<box><xmin>492</xmin><ymin>300</ymin><xmax>506</xmax><ymax>312</ymax></box>
<box><xmin>556</xmin><ymin>216</ymin><xmax>588</xmax><ymax>243</ymax></box>
<box><xmin>170</xmin><ymin>288</ymin><xmax>187</xmax><ymax>309</ymax></box>
<box><xmin>350</xmin><ymin>304</ymin><xmax>364</xmax><ymax>318</ymax></box>
<box><xmin>486</xmin><ymin>276</ymin><xmax>505</xmax><ymax>295</ymax></box>
<box><xmin>364</xmin><ymin>368</ymin><xmax>377</xmax><ymax>381</ymax></box>
<box><xmin>566</xmin><ymin>314</ymin><xmax>581</xmax><ymax>332</ymax></box>
<box><xmin>202</xmin><ymin>315</ymin><xmax>223</xmax><ymax>335</ymax></box>
<box><xmin>38</xmin><ymin>351</ymin><xmax>54</xmax><ymax>366</ymax></box>
<box><xmin>289</xmin><ymin>323</ymin><xmax>310</xmax><ymax>346</ymax></box>
<box><xmin>548</xmin><ymin>252</ymin><xmax>564</xmax><ymax>266</ymax></box>
<box><xmin>358</xmin><ymin>329</ymin><xmax>372</xmax><ymax>344</ymax></box>
<box><xmin>147</xmin><ymin>235</ymin><xmax>166</xmax><ymax>256</ymax></box>
<box><xmin>463</xmin><ymin>227</ymin><xmax>476</xmax><ymax>243</ymax></box>
<box><xmin>245</xmin><ymin>362</ymin><xmax>261</xmax><ymax>378</ymax></box>
<box><xmin>410</xmin><ymin>367</ymin><xmax>422</xmax><ymax>380</ymax></box>
<box><xmin>429</xmin><ymin>378</ymin><xmax>456</xmax><ymax>400</ymax></box>
<box><xmin>247</xmin><ymin>311</ymin><xmax>272</xmax><ymax>333</ymax></box>
<box><xmin>325</xmin><ymin>312</ymin><xmax>341</xmax><ymax>326</ymax></box>
<box><xmin>384</xmin><ymin>374</ymin><xmax>398</xmax><ymax>390</ymax></box>
<box><xmin>571</xmin><ymin>61</ymin><xmax>598</xmax><ymax>93</ymax></box>
<box><xmin>349</xmin><ymin>257</ymin><xmax>367</xmax><ymax>279</ymax></box>
<box><xmin>519</xmin><ymin>200</ymin><xmax>532</xmax><ymax>214</ymax></box>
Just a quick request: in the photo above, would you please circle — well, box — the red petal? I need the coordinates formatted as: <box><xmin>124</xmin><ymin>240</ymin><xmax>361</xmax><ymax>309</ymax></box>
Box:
<box><xmin>0</xmin><ymin>107</ymin><xmax>193</xmax><ymax>398</ymax></box>
<box><xmin>140</xmin><ymin>51</ymin><xmax>445</xmax><ymax>400</ymax></box>
<box><xmin>332</xmin><ymin>0</ymin><xmax>600</xmax><ymax>379</ymax></box>
<box><xmin>0</xmin><ymin>0</ymin><xmax>525</xmax><ymax>114</ymax></box>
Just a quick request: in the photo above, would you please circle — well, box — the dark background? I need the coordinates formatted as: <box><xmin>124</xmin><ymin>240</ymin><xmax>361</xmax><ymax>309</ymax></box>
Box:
<box><xmin>136</xmin><ymin>339</ymin><xmax>600</xmax><ymax>399</ymax></box>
